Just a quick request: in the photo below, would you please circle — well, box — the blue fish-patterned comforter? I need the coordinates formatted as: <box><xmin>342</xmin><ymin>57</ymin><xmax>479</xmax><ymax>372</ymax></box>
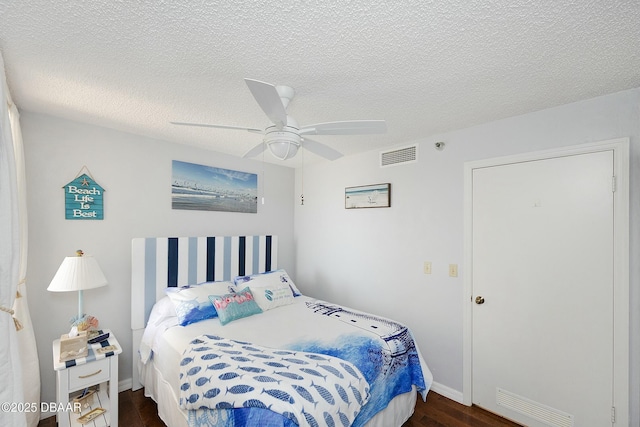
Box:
<box><xmin>179</xmin><ymin>335</ymin><xmax>371</xmax><ymax>427</ymax></box>
<box><xmin>155</xmin><ymin>297</ymin><xmax>432</xmax><ymax>427</ymax></box>
<box><xmin>293</xmin><ymin>301</ymin><xmax>429</xmax><ymax>426</ymax></box>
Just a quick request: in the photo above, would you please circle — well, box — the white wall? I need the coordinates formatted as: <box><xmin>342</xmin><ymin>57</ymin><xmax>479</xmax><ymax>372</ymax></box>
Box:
<box><xmin>294</xmin><ymin>88</ymin><xmax>640</xmax><ymax>423</ymax></box>
<box><xmin>21</xmin><ymin>112</ymin><xmax>295</xmax><ymax>411</ymax></box>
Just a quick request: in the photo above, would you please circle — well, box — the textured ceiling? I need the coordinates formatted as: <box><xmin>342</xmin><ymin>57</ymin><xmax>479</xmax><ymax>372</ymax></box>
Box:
<box><xmin>1</xmin><ymin>1</ymin><xmax>639</xmax><ymax>167</ymax></box>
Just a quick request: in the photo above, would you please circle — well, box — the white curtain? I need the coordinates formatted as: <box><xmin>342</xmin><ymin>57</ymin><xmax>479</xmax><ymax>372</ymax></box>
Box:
<box><xmin>9</xmin><ymin>73</ymin><xmax>40</xmax><ymax>426</ymax></box>
<box><xmin>0</xmin><ymin>52</ymin><xmax>40</xmax><ymax>427</ymax></box>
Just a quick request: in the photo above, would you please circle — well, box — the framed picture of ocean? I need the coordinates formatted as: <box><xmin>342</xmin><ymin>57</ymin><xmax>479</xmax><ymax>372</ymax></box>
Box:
<box><xmin>345</xmin><ymin>183</ymin><xmax>391</xmax><ymax>209</ymax></box>
<box><xmin>172</xmin><ymin>160</ymin><xmax>258</xmax><ymax>213</ymax></box>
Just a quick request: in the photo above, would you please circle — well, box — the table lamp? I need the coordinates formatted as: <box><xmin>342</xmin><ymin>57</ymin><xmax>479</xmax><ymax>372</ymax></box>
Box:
<box><xmin>47</xmin><ymin>250</ymin><xmax>108</xmax><ymax>324</ymax></box>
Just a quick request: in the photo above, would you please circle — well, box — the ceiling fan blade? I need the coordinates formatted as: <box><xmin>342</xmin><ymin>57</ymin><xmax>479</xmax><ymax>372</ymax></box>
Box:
<box><xmin>171</xmin><ymin>122</ymin><xmax>263</xmax><ymax>133</ymax></box>
<box><xmin>300</xmin><ymin>120</ymin><xmax>387</xmax><ymax>136</ymax></box>
<box><xmin>242</xmin><ymin>142</ymin><xmax>267</xmax><ymax>158</ymax></box>
<box><xmin>302</xmin><ymin>138</ymin><xmax>343</xmax><ymax>161</ymax></box>
<box><xmin>244</xmin><ymin>79</ymin><xmax>287</xmax><ymax>129</ymax></box>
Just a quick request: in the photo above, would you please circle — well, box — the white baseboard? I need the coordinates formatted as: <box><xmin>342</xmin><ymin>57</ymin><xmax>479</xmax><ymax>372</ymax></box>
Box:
<box><xmin>429</xmin><ymin>381</ymin><xmax>465</xmax><ymax>405</ymax></box>
<box><xmin>119</xmin><ymin>377</ymin><xmax>132</xmax><ymax>392</ymax></box>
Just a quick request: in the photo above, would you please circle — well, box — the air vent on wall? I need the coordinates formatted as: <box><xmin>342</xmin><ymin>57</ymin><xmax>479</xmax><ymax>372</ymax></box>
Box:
<box><xmin>380</xmin><ymin>144</ymin><xmax>418</xmax><ymax>167</ymax></box>
<box><xmin>497</xmin><ymin>388</ymin><xmax>574</xmax><ymax>427</ymax></box>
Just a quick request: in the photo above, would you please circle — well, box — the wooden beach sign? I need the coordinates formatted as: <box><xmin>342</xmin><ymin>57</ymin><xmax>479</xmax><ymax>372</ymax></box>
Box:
<box><xmin>63</xmin><ymin>170</ymin><xmax>105</xmax><ymax>220</ymax></box>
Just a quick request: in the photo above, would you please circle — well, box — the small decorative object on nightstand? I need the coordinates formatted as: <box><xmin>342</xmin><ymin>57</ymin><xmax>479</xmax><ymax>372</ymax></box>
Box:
<box><xmin>59</xmin><ymin>330</ymin><xmax>89</xmax><ymax>362</ymax></box>
<box><xmin>52</xmin><ymin>329</ymin><xmax>121</xmax><ymax>427</ymax></box>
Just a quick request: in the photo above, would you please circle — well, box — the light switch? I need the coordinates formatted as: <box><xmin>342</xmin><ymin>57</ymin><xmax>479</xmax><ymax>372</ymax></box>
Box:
<box><xmin>423</xmin><ymin>261</ymin><xmax>432</xmax><ymax>274</ymax></box>
<box><xmin>449</xmin><ymin>264</ymin><xmax>458</xmax><ymax>277</ymax></box>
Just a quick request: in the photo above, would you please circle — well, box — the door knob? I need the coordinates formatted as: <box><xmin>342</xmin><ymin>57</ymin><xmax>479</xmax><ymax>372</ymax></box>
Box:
<box><xmin>475</xmin><ymin>296</ymin><xmax>485</xmax><ymax>305</ymax></box>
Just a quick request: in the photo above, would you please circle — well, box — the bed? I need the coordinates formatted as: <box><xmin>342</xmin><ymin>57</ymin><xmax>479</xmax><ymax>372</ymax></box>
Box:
<box><xmin>131</xmin><ymin>235</ymin><xmax>433</xmax><ymax>427</ymax></box>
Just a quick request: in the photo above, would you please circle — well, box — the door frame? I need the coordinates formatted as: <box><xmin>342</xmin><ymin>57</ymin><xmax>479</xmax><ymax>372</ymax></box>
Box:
<box><xmin>462</xmin><ymin>138</ymin><xmax>629</xmax><ymax>425</ymax></box>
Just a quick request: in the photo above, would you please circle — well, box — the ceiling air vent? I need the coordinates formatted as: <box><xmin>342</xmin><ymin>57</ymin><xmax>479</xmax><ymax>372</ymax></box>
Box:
<box><xmin>380</xmin><ymin>144</ymin><xmax>418</xmax><ymax>168</ymax></box>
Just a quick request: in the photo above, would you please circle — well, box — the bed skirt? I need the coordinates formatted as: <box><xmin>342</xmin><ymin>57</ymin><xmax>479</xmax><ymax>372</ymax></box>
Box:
<box><xmin>139</xmin><ymin>358</ymin><xmax>418</xmax><ymax>427</ymax></box>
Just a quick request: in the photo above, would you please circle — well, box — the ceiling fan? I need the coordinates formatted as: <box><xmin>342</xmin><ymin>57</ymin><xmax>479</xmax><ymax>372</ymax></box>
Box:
<box><xmin>171</xmin><ymin>78</ymin><xmax>387</xmax><ymax>161</ymax></box>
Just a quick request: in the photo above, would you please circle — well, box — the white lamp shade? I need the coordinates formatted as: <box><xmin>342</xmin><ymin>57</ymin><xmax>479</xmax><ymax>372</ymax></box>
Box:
<box><xmin>47</xmin><ymin>255</ymin><xmax>108</xmax><ymax>292</ymax></box>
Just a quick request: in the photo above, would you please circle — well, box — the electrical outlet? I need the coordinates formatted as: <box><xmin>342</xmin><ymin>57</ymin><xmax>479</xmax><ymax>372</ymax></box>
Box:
<box><xmin>449</xmin><ymin>264</ymin><xmax>458</xmax><ymax>277</ymax></box>
<box><xmin>423</xmin><ymin>261</ymin><xmax>432</xmax><ymax>274</ymax></box>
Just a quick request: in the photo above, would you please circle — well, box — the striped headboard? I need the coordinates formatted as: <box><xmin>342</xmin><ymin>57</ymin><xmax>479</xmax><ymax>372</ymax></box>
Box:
<box><xmin>130</xmin><ymin>235</ymin><xmax>277</xmax><ymax>390</ymax></box>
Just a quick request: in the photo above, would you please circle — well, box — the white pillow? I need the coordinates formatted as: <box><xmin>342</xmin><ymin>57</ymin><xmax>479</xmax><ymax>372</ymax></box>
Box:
<box><xmin>234</xmin><ymin>269</ymin><xmax>302</xmax><ymax>297</ymax></box>
<box><xmin>165</xmin><ymin>281</ymin><xmax>236</xmax><ymax>326</ymax></box>
<box><xmin>149</xmin><ymin>296</ymin><xmax>177</xmax><ymax>325</ymax></box>
<box><xmin>248</xmin><ymin>281</ymin><xmax>295</xmax><ymax>312</ymax></box>
<box><xmin>140</xmin><ymin>297</ymin><xmax>179</xmax><ymax>363</ymax></box>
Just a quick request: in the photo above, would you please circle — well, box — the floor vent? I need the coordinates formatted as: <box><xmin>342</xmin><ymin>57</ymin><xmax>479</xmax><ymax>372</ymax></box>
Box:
<box><xmin>380</xmin><ymin>144</ymin><xmax>417</xmax><ymax>167</ymax></box>
<box><xmin>496</xmin><ymin>388</ymin><xmax>574</xmax><ymax>427</ymax></box>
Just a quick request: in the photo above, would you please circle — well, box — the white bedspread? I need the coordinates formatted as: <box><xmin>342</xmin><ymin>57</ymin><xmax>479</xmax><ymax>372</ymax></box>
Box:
<box><xmin>142</xmin><ymin>296</ymin><xmax>433</xmax><ymax>427</ymax></box>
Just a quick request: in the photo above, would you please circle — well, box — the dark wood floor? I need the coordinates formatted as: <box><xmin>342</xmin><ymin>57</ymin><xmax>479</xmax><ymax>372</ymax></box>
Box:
<box><xmin>38</xmin><ymin>389</ymin><xmax>522</xmax><ymax>427</ymax></box>
<box><xmin>404</xmin><ymin>391</ymin><xmax>522</xmax><ymax>427</ymax></box>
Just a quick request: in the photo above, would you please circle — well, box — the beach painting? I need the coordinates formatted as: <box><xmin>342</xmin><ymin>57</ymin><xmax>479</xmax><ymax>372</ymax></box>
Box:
<box><xmin>345</xmin><ymin>183</ymin><xmax>391</xmax><ymax>209</ymax></box>
<box><xmin>172</xmin><ymin>160</ymin><xmax>258</xmax><ymax>213</ymax></box>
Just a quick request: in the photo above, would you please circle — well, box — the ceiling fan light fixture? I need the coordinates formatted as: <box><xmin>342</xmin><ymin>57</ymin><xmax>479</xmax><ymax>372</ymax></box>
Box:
<box><xmin>268</xmin><ymin>140</ymin><xmax>299</xmax><ymax>160</ymax></box>
<box><xmin>264</xmin><ymin>128</ymin><xmax>301</xmax><ymax>160</ymax></box>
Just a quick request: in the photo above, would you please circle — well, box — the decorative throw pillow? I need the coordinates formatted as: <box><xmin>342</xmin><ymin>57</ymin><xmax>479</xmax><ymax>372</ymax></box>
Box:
<box><xmin>208</xmin><ymin>287</ymin><xmax>263</xmax><ymax>326</ymax></box>
<box><xmin>165</xmin><ymin>281</ymin><xmax>236</xmax><ymax>326</ymax></box>
<box><xmin>234</xmin><ymin>269</ymin><xmax>302</xmax><ymax>297</ymax></box>
<box><xmin>248</xmin><ymin>281</ymin><xmax>295</xmax><ymax>312</ymax></box>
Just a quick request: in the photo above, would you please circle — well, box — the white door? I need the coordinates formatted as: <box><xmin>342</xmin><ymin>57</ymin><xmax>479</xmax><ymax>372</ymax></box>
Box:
<box><xmin>471</xmin><ymin>150</ymin><xmax>614</xmax><ymax>427</ymax></box>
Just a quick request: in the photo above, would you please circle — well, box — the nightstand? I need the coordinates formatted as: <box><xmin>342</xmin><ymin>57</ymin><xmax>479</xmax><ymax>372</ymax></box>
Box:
<box><xmin>52</xmin><ymin>329</ymin><xmax>121</xmax><ymax>427</ymax></box>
